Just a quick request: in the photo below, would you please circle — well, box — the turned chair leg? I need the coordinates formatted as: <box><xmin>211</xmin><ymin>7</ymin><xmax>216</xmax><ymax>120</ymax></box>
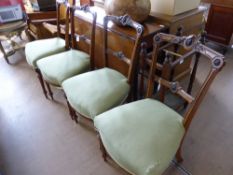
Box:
<box><xmin>45</xmin><ymin>82</ymin><xmax>54</xmax><ymax>100</ymax></box>
<box><xmin>35</xmin><ymin>68</ymin><xmax>48</xmax><ymax>99</ymax></box>
<box><xmin>98</xmin><ymin>134</ymin><xmax>107</xmax><ymax>161</ymax></box>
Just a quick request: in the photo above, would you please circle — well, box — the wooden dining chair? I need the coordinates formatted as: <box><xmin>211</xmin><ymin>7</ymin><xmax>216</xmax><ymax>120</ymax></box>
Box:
<box><xmin>62</xmin><ymin>15</ymin><xmax>144</xmax><ymax>122</ymax></box>
<box><xmin>25</xmin><ymin>0</ymin><xmax>74</xmax><ymax>99</ymax></box>
<box><xmin>94</xmin><ymin>33</ymin><xmax>225</xmax><ymax>175</ymax></box>
<box><xmin>36</xmin><ymin>5</ymin><xmax>96</xmax><ymax>100</ymax></box>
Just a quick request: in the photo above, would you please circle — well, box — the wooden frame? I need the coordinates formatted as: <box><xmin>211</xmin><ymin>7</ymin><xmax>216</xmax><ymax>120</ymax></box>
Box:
<box><xmin>40</xmin><ymin>4</ymin><xmax>97</xmax><ymax>102</ymax></box>
<box><xmin>35</xmin><ymin>0</ymin><xmax>72</xmax><ymax>99</ymax></box>
<box><xmin>68</xmin><ymin>14</ymin><xmax>144</xmax><ymax>123</ymax></box>
<box><xmin>70</xmin><ymin>5</ymin><xmax>97</xmax><ymax>70</ymax></box>
<box><xmin>97</xmin><ymin>33</ymin><xmax>225</xmax><ymax>174</ymax></box>
<box><xmin>103</xmin><ymin>15</ymin><xmax>144</xmax><ymax>88</ymax></box>
<box><xmin>148</xmin><ymin>33</ymin><xmax>225</xmax><ymax>162</ymax></box>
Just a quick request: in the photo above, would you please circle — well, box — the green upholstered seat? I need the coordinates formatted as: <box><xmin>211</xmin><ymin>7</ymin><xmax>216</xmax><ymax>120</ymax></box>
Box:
<box><xmin>25</xmin><ymin>37</ymin><xmax>66</xmax><ymax>68</ymax></box>
<box><xmin>37</xmin><ymin>49</ymin><xmax>90</xmax><ymax>86</ymax></box>
<box><xmin>62</xmin><ymin>68</ymin><xmax>130</xmax><ymax>119</ymax></box>
<box><xmin>94</xmin><ymin>99</ymin><xmax>185</xmax><ymax>175</ymax></box>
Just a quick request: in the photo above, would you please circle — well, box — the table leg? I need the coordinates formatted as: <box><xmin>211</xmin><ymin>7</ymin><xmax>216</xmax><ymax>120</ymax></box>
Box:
<box><xmin>0</xmin><ymin>40</ymin><xmax>9</xmax><ymax>64</ymax></box>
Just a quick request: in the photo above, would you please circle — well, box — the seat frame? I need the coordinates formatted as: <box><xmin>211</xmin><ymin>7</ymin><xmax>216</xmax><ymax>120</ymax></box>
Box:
<box><xmin>97</xmin><ymin>33</ymin><xmax>225</xmax><ymax>174</ymax></box>
<box><xmin>67</xmin><ymin>14</ymin><xmax>144</xmax><ymax>123</ymax></box>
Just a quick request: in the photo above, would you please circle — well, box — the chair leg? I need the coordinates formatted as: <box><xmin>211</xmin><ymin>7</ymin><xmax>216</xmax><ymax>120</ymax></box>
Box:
<box><xmin>45</xmin><ymin>82</ymin><xmax>54</xmax><ymax>100</ymax></box>
<box><xmin>175</xmin><ymin>146</ymin><xmax>183</xmax><ymax>163</ymax></box>
<box><xmin>0</xmin><ymin>41</ymin><xmax>10</xmax><ymax>64</ymax></box>
<box><xmin>74</xmin><ymin>112</ymin><xmax>79</xmax><ymax>123</ymax></box>
<box><xmin>65</xmin><ymin>97</ymin><xmax>78</xmax><ymax>123</ymax></box>
<box><xmin>65</xmin><ymin>98</ymin><xmax>74</xmax><ymax>120</ymax></box>
<box><xmin>98</xmin><ymin>134</ymin><xmax>107</xmax><ymax>161</ymax></box>
<box><xmin>35</xmin><ymin>68</ymin><xmax>48</xmax><ymax>99</ymax></box>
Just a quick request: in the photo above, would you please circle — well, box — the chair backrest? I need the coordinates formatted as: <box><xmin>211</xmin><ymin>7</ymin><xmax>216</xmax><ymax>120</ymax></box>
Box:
<box><xmin>56</xmin><ymin>0</ymin><xmax>75</xmax><ymax>49</ymax></box>
<box><xmin>146</xmin><ymin>33</ymin><xmax>225</xmax><ymax>131</ymax></box>
<box><xmin>103</xmin><ymin>15</ymin><xmax>144</xmax><ymax>85</ymax></box>
<box><xmin>70</xmin><ymin>5</ymin><xmax>97</xmax><ymax>69</ymax></box>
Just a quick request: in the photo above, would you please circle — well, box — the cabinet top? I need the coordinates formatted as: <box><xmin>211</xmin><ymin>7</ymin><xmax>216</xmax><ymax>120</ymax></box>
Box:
<box><xmin>75</xmin><ymin>6</ymin><xmax>167</xmax><ymax>40</ymax></box>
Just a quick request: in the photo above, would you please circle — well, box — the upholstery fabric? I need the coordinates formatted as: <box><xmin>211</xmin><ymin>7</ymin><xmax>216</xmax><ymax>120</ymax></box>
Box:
<box><xmin>94</xmin><ymin>99</ymin><xmax>185</xmax><ymax>175</ymax></box>
<box><xmin>25</xmin><ymin>37</ymin><xmax>66</xmax><ymax>68</ymax></box>
<box><xmin>37</xmin><ymin>49</ymin><xmax>90</xmax><ymax>86</ymax></box>
<box><xmin>62</xmin><ymin>68</ymin><xmax>129</xmax><ymax>119</ymax></box>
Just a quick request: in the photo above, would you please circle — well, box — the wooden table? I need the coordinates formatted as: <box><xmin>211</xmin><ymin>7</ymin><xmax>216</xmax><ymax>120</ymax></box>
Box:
<box><xmin>0</xmin><ymin>20</ymin><xmax>28</xmax><ymax>64</ymax></box>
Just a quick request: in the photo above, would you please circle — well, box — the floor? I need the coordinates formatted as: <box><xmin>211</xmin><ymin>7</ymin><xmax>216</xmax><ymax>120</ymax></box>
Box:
<box><xmin>0</xmin><ymin>44</ymin><xmax>232</xmax><ymax>175</ymax></box>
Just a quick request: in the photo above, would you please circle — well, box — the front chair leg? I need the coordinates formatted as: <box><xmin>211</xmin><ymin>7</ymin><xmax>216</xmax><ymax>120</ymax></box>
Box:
<box><xmin>35</xmin><ymin>68</ymin><xmax>48</xmax><ymax>99</ymax></box>
<box><xmin>65</xmin><ymin>98</ymin><xmax>74</xmax><ymax>120</ymax></box>
<box><xmin>175</xmin><ymin>146</ymin><xmax>183</xmax><ymax>163</ymax></box>
<box><xmin>98</xmin><ymin>134</ymin><xmax>107</xmax><ymax>161</ymax></box>
<box><xmin>65</xmin><ymin>96</ymin><xmax>78</xmax><ymax>123</ymax></box>
<box><xmin>74</xmin><ymin>112</ymin><xmax>79</xmax><ymax>123</ymax></box>
<box><xmin>45</xmin><ymin>82</ymin><xmax>54</xmax><ymax>100</ymax></box>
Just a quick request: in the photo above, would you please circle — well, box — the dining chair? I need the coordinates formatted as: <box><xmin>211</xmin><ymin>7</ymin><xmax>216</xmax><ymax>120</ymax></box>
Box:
<box><xmin>25</xmin><ymin>0</ymin><xmax>74</xmax><ymax>99</ymax></box>
<box><xmin>36</xmin><ymin>5</ymin><xmax>97</xmax><ymax>101</ymax></box>
<box><xmin>94</xmin><ymin>33</ymin><xmax>225</xmax><ymax>175</ymax></box>
<box><xmin>62</xmin><ymin>15</ymin><xmax>144</xmax><ymax>123</ymax></box>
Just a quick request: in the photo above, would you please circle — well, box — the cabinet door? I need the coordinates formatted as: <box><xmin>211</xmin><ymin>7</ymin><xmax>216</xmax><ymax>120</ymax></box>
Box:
<box><xmin>205</xmin><ymin>4</ymin><xmax>233</xmax><ymax>45</ymax></box>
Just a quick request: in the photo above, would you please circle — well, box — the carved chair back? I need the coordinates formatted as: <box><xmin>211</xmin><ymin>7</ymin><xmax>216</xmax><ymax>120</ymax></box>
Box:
<box><xmin>146</xmin><ymin>33</ymin><xmax>225</xmax><ymax>132</ymax></box>
<box><xmin>103</xmin><ymin>15</ymin><xmax>144</xmax><ymax>85</ymax></box>
<box><xmin>70</xmin><ymin>5</ymin><xmax>97</xmax><ymax>70</ymax></box>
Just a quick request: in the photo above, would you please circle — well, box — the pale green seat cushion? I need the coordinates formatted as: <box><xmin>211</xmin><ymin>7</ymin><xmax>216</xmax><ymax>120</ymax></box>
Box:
<box><xmin>94</xmin><ymin>99</ymin><xmax>185</xmax><ymax>175</ymax></box>
<box><xmin>25</xmin><ymin>37</ymin><xmax>66</xmax><ymax>68</ymax></box>
<box><xmin>37</xmin><ymin>50</ymin><xmax>90</xmax><ymax>86</ymax></box>
<box><xmin>62</xmin><ymin>68</ymin><xmax>130</xmax><ymax>119</ymax></box>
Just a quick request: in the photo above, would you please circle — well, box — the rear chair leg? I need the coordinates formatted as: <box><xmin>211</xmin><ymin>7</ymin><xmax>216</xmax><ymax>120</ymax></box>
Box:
<box><xmin>45</xmin><ymin>82</ymin><xmax>54</xmax><ymax>100</ymax></box>
<box><xmin>35</xmin><ymin>68</ymin><xmax>48</xmax><ymax>99</ymax></box>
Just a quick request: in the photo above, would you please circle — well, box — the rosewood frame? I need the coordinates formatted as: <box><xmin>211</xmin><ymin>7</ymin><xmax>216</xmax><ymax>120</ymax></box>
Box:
<box><xmin>97</xmin><ymin>33</ymin><xmax>225</xmax><ymax>174</ymax></box>
<box><xmin>35</xmin><ymin>0</ymin><xmax>72</xmax><ymax>99</ymax></box>
<box><xmin>103</xmin><ymin>15</ymin><xmax>144</xmax><ymax>97</ymax></box>
<box><xmin>69</xmin><ymin>15</ymin><xmax>144</xmax><ymax>123</ymax></box>
<box><xmin>147</xmin><ymin>33</ymin><xmax>225</xmax><ymax>162</ymax></box>
<box><xmin>71</xmin><ymin>5</ymin><xmax>97</xmax><ymax>70</ymax></box>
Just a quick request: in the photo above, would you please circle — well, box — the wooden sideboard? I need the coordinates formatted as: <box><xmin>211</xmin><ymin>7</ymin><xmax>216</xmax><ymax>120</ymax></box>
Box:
<box><xmin>79</xmin><ymin>1</ymin><xmax>205</xmax><ymax>80</ymax></box>
<box><xmin>74</xmin><ymin>7</ymin><xmax>167</xmax><ymax>76</ymax></box>
<box><xmin>202</xmin><ymin>0</ymin><xmax>233</xmax><ymax>46</ymax></box>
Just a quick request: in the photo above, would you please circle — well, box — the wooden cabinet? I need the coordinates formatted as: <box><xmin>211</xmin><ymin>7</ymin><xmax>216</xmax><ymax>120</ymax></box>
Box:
<box><xmin>73</xmin><ymin>7</ymin><xmax>206</xmax><ymax>100</ymax></box>
<box><xmin>74</xmin><ymin>7</ymin><xmax>167</xmax><ymax>76</ymax></box>
<box><xmin>203</xmin><ymin>0</ymin><xmax>233</xmax><ymax>46</ymax></box>
<box><xmin>26</xmin><ymin>11</ymin><xmax>57</xmax><ymax>40</ymax></box>
<box><xmin>150</xmin><ymin>7</ymin><xmax>205</xmax><ymax>79</ymax></box>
